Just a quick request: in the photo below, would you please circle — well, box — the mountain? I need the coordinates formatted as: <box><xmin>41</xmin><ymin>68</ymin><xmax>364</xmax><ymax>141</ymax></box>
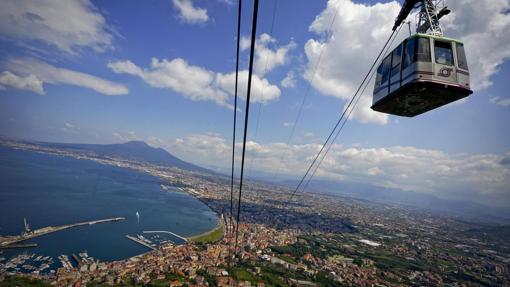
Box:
<box><xmin>38</xmin><ymin>141</ymin><xmax>211</xmax><ymax>173</ymax></box>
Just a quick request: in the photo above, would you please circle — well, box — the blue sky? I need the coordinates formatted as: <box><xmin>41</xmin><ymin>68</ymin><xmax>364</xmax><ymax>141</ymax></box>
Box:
<box><xmin>0</xmin><ymin>0</ymin><xmax>509</xmax><ymax>207</ymax></box>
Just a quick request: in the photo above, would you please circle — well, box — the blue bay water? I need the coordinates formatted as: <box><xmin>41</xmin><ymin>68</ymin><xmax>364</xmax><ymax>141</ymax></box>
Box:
<box><xmin>0</xmin><ymin>146</ymin><xmax>217</xmax><ymax>270</ymax></box>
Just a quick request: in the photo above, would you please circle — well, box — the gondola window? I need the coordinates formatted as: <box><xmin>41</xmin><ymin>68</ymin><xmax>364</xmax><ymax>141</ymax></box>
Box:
<box><xmin>435</xmin><ymin>40</ymin><xmax>453</xmax><ymax>66</ymax></box>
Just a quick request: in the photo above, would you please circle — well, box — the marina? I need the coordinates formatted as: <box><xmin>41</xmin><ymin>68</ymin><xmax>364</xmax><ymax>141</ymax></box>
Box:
<box><xmin>125</xmin><ymin>235</ymin><xmax>157</xmax><ymax>250</ymax></box>
<box><xmin>143</xmin><ymin>230</ymin><xmax>188</xmax><ymax>242</ymax></box>
<box><xmin>0</xmin><ymin>253</ymin><xmax>55</xmax><ymax>275</ymax></box>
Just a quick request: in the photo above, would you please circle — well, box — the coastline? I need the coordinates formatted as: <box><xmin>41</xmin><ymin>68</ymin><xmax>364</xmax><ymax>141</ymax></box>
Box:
<box><xmin>0</xmin><ymin>143</ymin><xmax>226</xmax><ymax>244</ymax></box>
<box><xmin>121</xmin><ymin>189</ymin><xmax>225</xmax><ymax>262</ymax></box>
<box><xmin>0</xmin><ymin>143</ymin><xmax>225</xmax><ymax>270</ymax></box>
<box><xmin>186</xmin><ymin>213</ymin><xmax>225</xmax><ymax>243</ymax></box>
<box><xmin>162</xmin><ymin>184</ymin><xmax>226</xmax><ymax>243</ymax></box>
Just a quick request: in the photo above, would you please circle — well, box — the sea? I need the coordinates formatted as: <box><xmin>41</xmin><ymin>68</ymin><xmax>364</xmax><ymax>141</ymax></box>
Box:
<box><xmin>0</xmin><ymin>146</ymin><xmax>218</xmax><ymax>274</ymax></box>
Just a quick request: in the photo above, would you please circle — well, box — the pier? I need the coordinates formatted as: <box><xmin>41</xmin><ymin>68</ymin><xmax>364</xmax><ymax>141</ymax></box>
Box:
<box><xmin>0</xmin><ymin>217</ymin><xmax>125</xmax><ymax>247</ymax></box>
<box><xmin>143</xmin><ymin>230</ymin><xmax>188</xmax><ymax>243</ymax></box>
<box><xmin>0</xmin><ymin>243</ymin><xmax>38</xmax><ymax>249</ymax></box>
<box><xmin>125</xmin><ymin>235</ymin><xmax>157</xmax><ymax>250</ymax></box>
<box><xmin>71</xmin><ymin>254</ymin><xmax>81</xmax><ymax>266</ymax></box>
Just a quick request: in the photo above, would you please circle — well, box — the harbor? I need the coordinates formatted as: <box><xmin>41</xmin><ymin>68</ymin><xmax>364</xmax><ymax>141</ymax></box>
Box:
<box><xmin>0</xmin><ymin>217</ymin><xmax>126</xmax><ymax>248</ymax></box>
<box><xmin>1</xmin><ymin>249</ymin><xmax>109</xmax><ymax>275</ymax></box>
<box><xmin>0</xmin><ymin>253</ymin><xmax>55</xmax><ymax>275</ymax></box>
<box><xmin>143</xmin><ymin>230</ymin><xmax>188</xmax><ymax>243</ymax></box>
<box><xmin>125</xmin><ymin>235</ymin><xmax>157</xmax><ymax>251</ymax></box>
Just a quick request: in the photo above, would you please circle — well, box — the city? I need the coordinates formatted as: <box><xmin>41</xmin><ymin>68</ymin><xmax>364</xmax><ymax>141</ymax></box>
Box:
<box><xmin>1</xmin><ymin>0</ymin><xmax>510</xmax><ymax>286</ymax></box>
<box><xmin>0</xmin><ymin>140</ymin><xmax>508</xmax><ymax>286</ymax></box>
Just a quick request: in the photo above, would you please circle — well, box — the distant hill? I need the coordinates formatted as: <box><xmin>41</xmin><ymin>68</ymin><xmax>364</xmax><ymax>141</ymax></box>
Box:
<box><xmin>277</xmin><ymin>178</ymin><xmax>510</xmax><ymax>225</ymax></box>
<box><xmin>37</xmin><ymin>141</ymin><xmax>211</xmax><ymax>173</ymax></box>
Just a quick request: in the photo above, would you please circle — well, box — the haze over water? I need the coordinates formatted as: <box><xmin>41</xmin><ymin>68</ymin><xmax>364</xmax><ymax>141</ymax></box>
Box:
<box><xmin>0</xmin><ymin>146</ymin><xmax>217</xmax><ymax>266</ymax></box>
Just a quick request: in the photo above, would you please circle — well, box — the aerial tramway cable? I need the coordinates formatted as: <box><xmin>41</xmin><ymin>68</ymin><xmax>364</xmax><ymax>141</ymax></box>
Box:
<box><xmin>292</xmin><ymin>25</ymin><xmax>403</xmax><ymax>196</ymax></box>
<box><xmin>299</xmin><ymin>24</ymin><xmax>406</xmax><ymax>194</ymax></box>
<box><xmin>246</xmin><ymin>0</ymin><xmax>278</xmax><ymax>179</ymax></box>
<box><xmin>269</xmin><ymin>6</ymin><xmax>340</xmax><ymax>181</ymax></box>
<box><xmin>234</xmin><ymin>0</ymin><xmax>260</xmax><ymax>258</ymax></box>
<box><xmin>229</xmin><ymin>0</ymin><xmax>243</xmax><ymax>240</ymax></box>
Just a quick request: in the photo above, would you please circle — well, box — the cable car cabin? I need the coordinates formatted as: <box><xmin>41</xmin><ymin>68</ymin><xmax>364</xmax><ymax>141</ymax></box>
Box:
<box><xmin>371</xmin><ymin>34</ymin><xmax>473</xmax><ymax>117</ymax></box>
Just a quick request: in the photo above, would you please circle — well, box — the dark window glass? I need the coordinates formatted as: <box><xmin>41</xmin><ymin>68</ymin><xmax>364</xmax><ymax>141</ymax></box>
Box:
<box><xmin>390</xmin><ymin>44</ymin><xmax>402</xmax><ymax>77</ymax></box>
<box><xmin>375</xmin><ymin>63</ymin><xmax>383</xmax><ymax>87</ymax></box>
<box><xmin>380</xmin><ymin>55</ymin><xmax>391</xmax><ymax>85</ymax></box>
<box><xmin>456</xmin><ymin>43</ymin><xmax>468</xmax><ymax>70</ymax></box>
<box><xmin>415</xmin><ymin>37</ymin><xmax>431</xmax><ymax>62</ymax></box>
<box><xmin>403</xmin><ymin>38</ymin><xmax>415</xmax><ymax>69</ymax></box>
<box><xmin>435</xmin><ymin>40</ymin><xmax>453</xmax><ymax>65</ymax></box>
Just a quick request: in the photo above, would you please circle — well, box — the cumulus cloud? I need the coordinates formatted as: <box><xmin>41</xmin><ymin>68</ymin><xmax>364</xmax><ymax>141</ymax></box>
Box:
<box><xmin>5</xmin><ymin>59</ymin><xmax>128</xmax><ymax>96</ymax></box>
<box><xmin>304</xmin><ymin>0</ymin><xmax>401</xmax><ymax>125</ymax></box>
<box><xmin>61</xmin><ymin>122</ymin><xmax>78</xmax><ymax>133</ymax></box>
<box><xmin>0</xmin><ymin>0</ymin><xmax>114</xmax><ymax>54</ymax></box>
<box><xmin>241</xmin><ymin>33</ymin><xmax>295</xmax><ymax>76</ymax></box>
<box><xmin>113</xmin><ymin>131</ymin><xmax>140</xmax><ymax>142</ymax></box>
<box><xmin>168</xmin><ymin>133</ymin><xmax>510</xmax><ymax>206</ymax></box>
<box><xmin>0</xmin><ymin>71</ymin><xmax>44</xmax><ymax>95</ymax></box>
<box><xmin>108</xmin><ymin>58</ymin><xmax>280</xmax><ymax>106</ymax></box>
<box><xmin>216</xmin><ymin>0</ymin><xmax>234</xmax><ymax>5</ymax></box>
<box><xmin>443</xmin><ymin>0</ymin><xmax>510</xmax><ymax>90</ymax></box>
<box><xmin>174</xmin><ymin>133</ymin><xmax>231</xmax><ymax>160</ymax></box>
<box><xmin>368</xmin><ymin>166</ymin><xmax>384</xmax><ymax>176</ymax></box>
<box><xmin>172</xmin><ymin>0</ymin><xmax>209</xmax><ymax>24</ymax></box>
<box><xmin>304</xmin><ymin>0</ymin><xmax>510</xmax><ymax>124</ymax></box>
<box><xmin>109</xmin><ymin>58</ymin><xmax>228</xmax><ymax>105</ymax></box>
<box><xmin>281</xmin><ymin>71</ymin><xmax>296</xmax><ymax>88</ymax></box>
<box><xmin>216</xmin><ymin>70</ymin><xmax>281</xmax><ymax>104</ymax></box>
<box><xmin>489</xmin><ymin>96</ymin><xmax>510</xmax><ymax>107</ymax></box>
<box><xmin>501</xmin><ymin>153</ymin><xmax>510</xmax><ymax>166</ymax></box>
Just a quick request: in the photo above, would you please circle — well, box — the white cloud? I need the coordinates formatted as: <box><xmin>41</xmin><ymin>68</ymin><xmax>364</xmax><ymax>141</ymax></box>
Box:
<box><xmin>113</xmin><ymin>131</ymin><xmax>140</xmax><ymax>142</ymax></box>
<box><xmin>0</xmin><ymin>71</ymin><xmax>44</xmax><ymax>95</ymax></box>
<box><xmin>108</xmin><ymin>58</ymin><xmax>280</xmax><ymax>106</ymax></box>
<box><xmin>172</xmin><ymin>0</ymin><xmax>209</xmax><ymax>24</ymax></box>
<box><xmin>6</xmin><ymin>59</ymin><xmax>128</xmax><ymax>96</ymax></box>
<box><xmin>169</xmin><ymin>133</ymin><xmax>510</xmax><ymax>206</ymax></box>
<box><xmin>109</xmin><ymin>58</ymin><xmax>228</xmax><ymax>106</ymax></box>
<box><xmin>304</xmin><ymin>0</ymin><xmax>401</xmax><ymax>125</ymax></box>
<box><xmin>443</xmin><ymin>0</ymin><xmax>510</xmax><ymax>90</ymax></box>
<box><xmin>367</xmin><ymin>166</ymin><xmax>384</xmax><ymax>176</ymax></box>
<box><xmin>490</xmin><ymin>96</ymin><xmax>510</xmax><ymax>107</ymax></box>
<box><xmin>346</xmin><ymin>93</ymin><xmax>389</xmax><ymax>124</ymax></box>
<box><xmin>0</xmin><ymin>0</ymin><xmax>114</xmax><ymax>54</ymax></box>
<box><xmin>61</xmin><ymin>122</ymin><xmax>78</xmax><ymax>133</ymax></box>
<box><xmin>304</xmin><ymin>0</ymin><xmax>510</xmax><ymax>124</ymax></box>
<box><xmin>174</xmin><ymin>133</ymin><xmax>231</xmax><ymax>160</ymax></box>
<box><xmin>281</xmin><ymin>71</ymin><xmax>296</xmax><ymax>88</ymax></box>
<box><xmin>240</xmin><ymin>37</ymin><xmax>252</xmax><ymax>51</ymax></box>
<box><xmin>241</xmin><ymin>33</ymin><xmax>295</xmax><ymax>76</ymax></box>
<box><xmin>217</xmin><ymin>0</ymin><xmax>234</xmax><ymax>5</ymax></box>
<box><xmin>283</xmin><ymin>122</ymin><xmax>293</xmax><ymax>127</ymax></box>
<box><xmin>216</xmin><ymin>70</ymin><xmax>281</xmax><ymax>104</ymax></box>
